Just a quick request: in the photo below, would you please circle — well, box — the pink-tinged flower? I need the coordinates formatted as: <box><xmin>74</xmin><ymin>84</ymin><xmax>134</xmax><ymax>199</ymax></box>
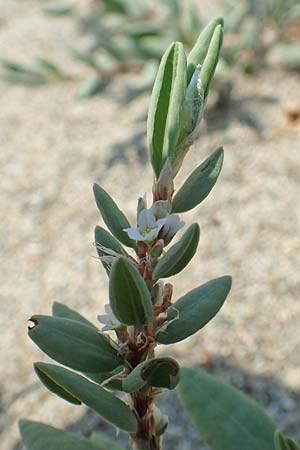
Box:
<box><xmin>97</xmin><ymin>304</ymin><xmax>121</xmax><ymax>331</ymax></box>
<box><xmin>160</xmin><ymin>215</ymin><xmax>184</xmax><ymax>244</ymax></box>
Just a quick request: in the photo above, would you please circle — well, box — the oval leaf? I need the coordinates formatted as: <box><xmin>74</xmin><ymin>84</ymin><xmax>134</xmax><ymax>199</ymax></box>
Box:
<box><xmin>171</xmin><ymin>147</ymin><xmax>224</xmax><ymax>213</ymax></box>
<box><xmin>123</xmin><ymin>357</ymin><xmax>179</xmax><ymax>393</ymax></box>
<box><xmin>19</xmin><ymin>420</ymin><xmax>97</xmax><ymax>450</ymax></box>
<box><xmin>93</xmin><ymin>184</ymin><xmax>135</xmax><ymax>248</ymax></box>
<box><xmin>89</xmin><ymin>432</ymin><xmax>125</xmax><ymax>450</ymax></box>
<box><xmin>178</xmin><ymin>368</ymin><xmax>276</xmax><ymax>450</ymax></box>
<box><xmin>187</xmin><ymin>16</ymin><xmax>224</xmax><ymax>84</ymax></box>
<box><xmin>28</xmin><ymin>315</ymin><xmax>122</xmax><ymax>372</ymax></box>
<box><xmin>33</xmin><ymin>363</ymin><xmax>137</xmax><ymax>432</ymax></box>
<box><xmin>52</xmin><ymin>302</ymin><xmax>97</xmax><ymax>329</ymax></box>
<box><xmin>153</xmin><ymin>223</ymin><xmax>200</xmax><ymax>280</ymax></box>
<box><xmin>147</xmin><ymin>41</ymin><xmax>187</xmax><ymax>177</ymax></box>
<box><xmin>157</xmin><ymin>276</ymin><xmax>232</xmax><ymax>344</ymax></box>
<box><xmin>109</xmin><ymin>256</ymin><xmax>153</xmax><ymax>326</ymax></box>
<box><xmin>94</xmin><ymin>225</ymin><xmax>127</xmax><ymax>275</ymax></box>
<box><xmin>34</xmin><ymin>362</ymin><xmax>81</xmax><ymax>405</ymax></box>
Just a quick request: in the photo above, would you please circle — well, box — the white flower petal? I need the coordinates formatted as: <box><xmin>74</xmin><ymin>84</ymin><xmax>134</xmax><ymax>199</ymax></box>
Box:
<box><xmin>123</xmin><ymin>227</ymin><xmax>144</xmax><ymax>241</ymax></box>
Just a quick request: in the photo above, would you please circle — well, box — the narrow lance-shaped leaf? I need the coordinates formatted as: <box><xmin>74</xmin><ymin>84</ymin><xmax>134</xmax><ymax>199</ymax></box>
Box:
<box><xmin>109</xmin><ymin>256</ymin><xmax>153</xmax><ymax>325</ymax></box>
<box><xmin>153</xmin><ymin>223</ymin><xmax>200</xmax><ymax>280</ymax></box>
<box><xmin>187</xmin><ymin>16</ymin><xmax>224</xmax><ymax>84</ymax></box>
<box><xmin>94</xmin><ymin>225</ymin><xmax>127</xmax><ymax>276</ymax></box>
<box><xmin>275</xmin><ymin>431</ymin><xmax>300</xmax><ymax>450</ymax></box>
<box><xmin>33</xmin><ymin>363</ymin><xmax>137</xmax><ymax>433</ymax></box>
<box><xmin>28</xmin><ymin>315</ymin><xmax>122</xmax><ymax>372</ymax></box>
<box><xmin>19</xmin><ymin>420</ymin><xmax>97</xmax><ymax>450</ymax></box>
<box><xmin>52</xmin><ymin>302</ymin><xmax>97</xmax><ymax>329</ymax></box>
<box><xmin>93</xmin><ymin>184</ymin><xmax>135</xmax><ymax>248</ymax></box>
<box><xmin>200</xmin><ymin>24</ymin><xmax>223</xmax><ymax>98</ymax></box>
<box><xmin>157</xmin><ymin>276</ymin><xmax>232</xmax><ymax>344</ymax></box>
<box><xmin>122</xmin><ymin>357</ymin><xmax>180</xmax><ymax>393</ymax></box>
<box><xmin>172</xmin><ymin>147</ymin><xmax>224</xmax><ymax>213</ymax></box>
<box><xmin>178</xmin><ymin>368</ymin><xmax>276</xmax><ymax>450</ymax></box>
<box><xmin>147</xmin><ymin>42</ymin><xmax>187</xmax><ymax>178</ymax></box>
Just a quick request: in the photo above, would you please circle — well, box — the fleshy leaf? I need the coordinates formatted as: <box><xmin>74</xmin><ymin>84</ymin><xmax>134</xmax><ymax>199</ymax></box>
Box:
<box><xmin>178</xmin><ymin>368</ymin><xmax>276</xmax><ymax>450</ymax></box>
<box><xmin>171</xmin><ymin>147</ymin><xmax>224</xmax><ymax>213</ymax></box>
<box><xmin>93</xmin><ymin>184</ymin><xmax>135</xmax><ymax>248</ymax></box>
<box><xmin>187</xmin><ymin>16</ymin><xmax>224</xmax><ymax>84</ymax></box>
<box><xmin>275</xmin><ymin>431</ymin><xmax>300</xmax><ymax>450</ymax></box>
<box><xmin>200</xmin><ymin>24</ymin><xmax>223</xmax><ymax>98</ymax></box>
<box><xmin>34</xmin><ymin>362</ymin><xmax>81</xmax><ymax>405</ymax></box>
<box><xmin>109</xmin><ymin>256</ymin><xmax>153</xmax><ymax>325</ymax></box>
<box><xmin>19</xmin><ymin>420</ymin><xmax>97</xmax><ymax>450</ymax></box>
<box><xmin>122</xmin><ymin>357</ymin><xmax>179</xmax><ymax>392</ymax></box>
<box><xmin>89</xmin><ymin>432</ymin><xmax>125</xmax><ymax>450</ymax></box>
<box><xmin>147</xmin><ymin>41</ymin><xmax>187</xmax><ymax>178</ymax></box>
<box><xmin>152</xmin><ymin>223</ymin><xmax>200</xmax><ymax>280</ymax></box>
<box><xmin>94</xmin><ymin>225</ymin><xmax>127</xmax><ymax>275</ymax></box>
<box><xmin>52</xmin><ymin>302</ymin><xmax>97</xmax><ymax>329</ymax></box>
<box><xmin>28</xmin><ymin>315</ymin><xmax>122</xmax><ymax>372</ymax></box>
<box><xmin>157</xmin><ymin>276</ymin><xmax>232</xmax><ymax>344</ymax></box>
<box><xmin>32</xmin><ymin>363</ymin><xmax>137</xmax><ymax>432</ymax></box>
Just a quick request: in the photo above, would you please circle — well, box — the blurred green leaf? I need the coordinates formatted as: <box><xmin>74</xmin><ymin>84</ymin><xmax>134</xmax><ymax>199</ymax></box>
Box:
<box><xmin>122</xmin><ymin>357</ymin><xmax>179</xmax><ymax>392</ymax></box>
<box><xmin>28</xmin><ymin>315</ymin><xmax>122</xmax><ymax>372</ymax></box>
<box><xmin>275</xmin><ymin>431</ymin><xmax>300</xmax><ymax>450</ymax></box>
<box><xmin>93</xmin><ymin>183</ymin><xmax>135</xmax><ymax>248</ymax></box>
<box><xmin>33</xmin><ymin>363</ymin><xmax>137</xmax><ymax>432</ymax></box>
<box><xmin>19</xmin><ymin>420</ymin><xmax>96</xmax><ymax>450</ymax></box>
<box><xmin>43</xmin><ymin>4</ymin><xmax>74</xmax><ymax>16</ymax></box>
<box><xmin>89</xmin><ymin>432</ymin><xmax>125</xmax><ymax>450</ymax></box>
<box><xmin>78</xmin><ymin>77</ymin><xmax>111</xmax><ymax>98</ymax></box>
<box><xmin>147</xmin><ymin>41</ymin><xmax>187</xmax><ymax>178</ymax></box>
<box><xmin>153</xmin><ymin>223</ymin><xmax>200</xmax><ymax>280</ymax></box>
<box><xmin>178</xmin><ymin>367</ymin><xmax>276</xmax><ymax>450</ymax></box>
<box><xmin>109</xmin><ymin>256</ymin><xmax>153</xmax><ymax>325</ymax></box>
<box><xmin>157</xmin><ymin>276</ymin><xmax>232</xmax><ymax>344</ymax></box>
<box><xmin>172</xmin><ymin>147</ymin><xmax>224</xmax><ymax>213</ymax></box>
<box><xmin>200</xmin><ymin>24</ymin><xmax>223</xmax><ymax>98</ymax></box>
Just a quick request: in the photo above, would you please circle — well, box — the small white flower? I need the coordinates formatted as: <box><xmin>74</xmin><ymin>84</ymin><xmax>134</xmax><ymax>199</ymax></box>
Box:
<box><xmin>160</xmin><ymin>215</ymin><xmax>184</xmax><ymax>244</ymax></box>
<box><xmin>97</xmin><ymin>304</ymin><xmax>121</xmax><ymax>331</ymax></box>
<box><xmin>123</xmin><ymin>209</ymin><xmax>167</xmax><ymax>243</ymax></box>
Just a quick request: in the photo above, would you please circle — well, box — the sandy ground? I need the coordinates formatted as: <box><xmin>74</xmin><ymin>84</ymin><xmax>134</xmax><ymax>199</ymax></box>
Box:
<box><xmin>1</xmin><ymin>1</ymin><xmax>300</xmax><ymax>450</ymax></box>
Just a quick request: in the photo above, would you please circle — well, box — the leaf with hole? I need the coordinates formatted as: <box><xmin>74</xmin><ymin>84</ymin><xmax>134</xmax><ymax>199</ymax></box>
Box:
<box><xmin>28</xmin><ymin>315</ymin><xmax>122</xmax><ymax>372</ymax></box>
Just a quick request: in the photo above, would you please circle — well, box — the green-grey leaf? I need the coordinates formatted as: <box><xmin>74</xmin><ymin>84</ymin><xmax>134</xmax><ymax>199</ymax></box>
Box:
<box><xmin>95</xmin><ymin>225</ymin><xmax>127</xmax><ymax>275</ymax></box>
<box><xmin>84</xmin><ymin>366</ymin><xmax>124</xmax><ymax>391</ymax></box>
<box><xmin>157</xmin><ymin>276</ymin><xmax>232</xmax><ymax>344</ymax></box>
<box><xmin>123</xmin><ymin>357</ymin><xmax>179</xmax><ymax>392</ymax></box>
<box><xmin>152</xmin><ymin>223</ymin><xmax>200</xmax><ymax>280</ymax></box>
<box><xmin>19</xmin><ymin>420</ymin><xmax>97</xmax><ymax>450</ymax></box>
<box><xmin>52</xmin><ymin>302</ymin><xmax>97</xmax><ymax>329</ymax></box>
<box><xmin>200</xmin><ymin>24</ymin><xmax>223</xmax><ymax>98</ymax></box>
<box><xmin>187</xmin><ymin>16</ymin><xmax>224</xmax><ymax>84</ymax></box>
<box><xmin>34</xmin><ymin>362</ymin><xmax>81</xmax><ymax>405</ymax></box>
<box><xmin>109</xmin><ymin>256</ymin><xmax>153</xmax><ymax>325</ymax></box>
<box><xmin>28</xmin><ymin>315</ymin><xmax>122</xmax><ymax>372</ymax></box>
<box><xmin>179</xmin><ymin>368</ymin><xmax>276</xmax><ymax>450</ymax></box>
<box><xmin>172</xmin><ymin>147</ymin><xmax>224</xmax><ymax>213</ymax></box>
<box><xmin>89</xmin><ymin>432</ymin><xmax>125</xmax><ymax>450</ymax></box>
<box><xmin>93</xmin><ymin>184</ymin><xmax>135</xmax><ymax>248</ymax></box>
<box><xmin>147</xmin><ymin>42</ymin><xmax>187</xmax><ymax>178</ymax></box>
<box><xmin>275</xmin><ymin>431</ymin><xmax>300</xmax><ymax>450</ymax></box>
<box><xmin>32</xmin><ymin>363</ymin><xmax>137</xmax><ymax>432</ymax></box>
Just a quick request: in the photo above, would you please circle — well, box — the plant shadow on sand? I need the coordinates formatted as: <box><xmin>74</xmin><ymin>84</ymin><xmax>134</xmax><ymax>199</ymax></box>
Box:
<box><xmin>11</xmin><ymin>356</ymin><xmax>300</xmax><ymax>450</ymax></box>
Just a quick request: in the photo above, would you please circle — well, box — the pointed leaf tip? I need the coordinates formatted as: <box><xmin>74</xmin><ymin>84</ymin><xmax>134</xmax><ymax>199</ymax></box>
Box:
<box><xmin>109</xmin><ymin>256</ymin><xmax>153</xmax><ymax>326</ymax></box>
